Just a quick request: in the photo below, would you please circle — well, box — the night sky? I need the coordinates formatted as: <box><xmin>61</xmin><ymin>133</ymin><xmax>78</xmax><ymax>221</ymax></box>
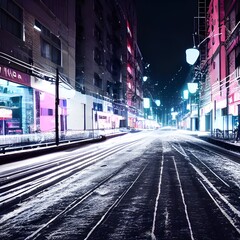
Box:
<box><xmin>136</xmin><ymin>0</ymin><xmax>197</xmax><ymax>109</ymax></box>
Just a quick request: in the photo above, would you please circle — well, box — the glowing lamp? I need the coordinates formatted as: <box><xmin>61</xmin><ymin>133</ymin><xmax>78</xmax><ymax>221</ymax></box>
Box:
<box><xmin>143</xmin><ymin>76</ymin><xmax>148</xmax><ymax>82</ymax></box>
<box><xmin>186</xmin><ymin>48</ymin><xmax>200</xmax><ymax>65</ymax></box>
<box><xmin>171</xmin><ymin>112</ymin><xmax>178</xmax><ymax>120</ymax></box>
<box><xmin>143</xmin><ymin>98</ymin><xmax>150</xmax><ymax>108</ymax></box>
<box><xmin>183</xmin><ymin>90</ymin><xmax>189</xmax><ymax>100</ymax></box>
<box><xmin>155</xmin><ymin>99</ymin><xmax>161</xmax><ymax>107</ymax></box>
<box><xmin>187</xmin><ymin>83</ymin><xmax>198</xmax><ymax>94</ymax></box>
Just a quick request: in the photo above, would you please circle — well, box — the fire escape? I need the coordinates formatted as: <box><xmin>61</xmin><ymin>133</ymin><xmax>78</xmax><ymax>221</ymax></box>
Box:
<box><xmin>194</xmin><ymin>0</ymin><xmax>211</xmax><ymax>131</ymax></box>
<box><xmin>195</xmin><ymin>0</ymin><xmax>210</xmax><ymax>66</ymax></box>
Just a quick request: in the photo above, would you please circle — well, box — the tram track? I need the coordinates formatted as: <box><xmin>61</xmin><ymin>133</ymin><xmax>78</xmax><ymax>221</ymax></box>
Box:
<box><xmin>0</xmin><ymin>138</ymin><xmax>144</xmax><ymax>212</ymax></box>
<box><xmin>24</xmin><ymin>148</ymin><xmax>160</xmax><ymax>240</ymax></box>
<box><xmin>171</xmin><ymin>140</ymin><xmax>240</xmax><ymax>235</ymax></box>
<box><xmin>19</xmin><ymin>149</ymin><xmax>153</xmax><ymax>239</ymax></box>
<box><xmin>1</xmin><ymin>132</ymin><xmax>239</xmax><ymax>239</ymax></box>
<box><xmin>24</xmin><ymin>165</ymin><xmax>127</xmax><ymax>240</ymax></box>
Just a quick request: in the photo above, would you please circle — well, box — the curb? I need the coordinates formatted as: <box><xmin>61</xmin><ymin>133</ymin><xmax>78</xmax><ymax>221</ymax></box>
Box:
<box><xmin>199</xmin><ymin>136</ymin><xmax>240</xmax><ymax>154</ymax></box>
<box><xmin>0</xmin><ymin>132</ymin><xmax>127</xmax><ymax>165</ymax></box>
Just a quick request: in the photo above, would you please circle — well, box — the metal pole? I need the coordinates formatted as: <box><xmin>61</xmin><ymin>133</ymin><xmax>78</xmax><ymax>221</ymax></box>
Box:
<box><xmin>226</xmin><ymin>77</ymin><xmax>229</xmax><ymax>138</ymax></box>
<box><xmin>55</xmin><ymin>68</ymin><xmax>59</xmax><ymax>146</ymax></box>
<box><xmin>92</xmin><ymin>108</ymin><xmax>94</xmax><ymax>138</ymax></box>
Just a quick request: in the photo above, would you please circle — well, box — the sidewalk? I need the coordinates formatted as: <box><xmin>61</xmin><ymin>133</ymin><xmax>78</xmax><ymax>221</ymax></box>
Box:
<box><xmin>0</xmin><ymin>132</ymin><xmax>126</xmax><ymax>164</ymax></box>
<box><xmin>180</xmin><ymin>130</ymin><xmax>240</xmax><ymax>154</ymax></box>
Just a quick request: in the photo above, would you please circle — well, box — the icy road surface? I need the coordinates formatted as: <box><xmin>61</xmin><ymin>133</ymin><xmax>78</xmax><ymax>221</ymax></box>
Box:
<box><xmin>0</xmin><ymin>130</ymin><xmax>240</xmax><ymax>240</ymax></box>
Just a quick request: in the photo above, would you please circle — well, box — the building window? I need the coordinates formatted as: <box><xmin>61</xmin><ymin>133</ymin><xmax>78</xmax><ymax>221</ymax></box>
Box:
<box><xmin>94</xmin><ymin>25</ymin><xmax>102</xmax><ymax>42</ymax></box>
<box><xmin>106</xmin><ymin>34</ymin><xmax>112</xmax><ymax>52</ymax></box>
<box><xmin>236</xmin><ymin>46</ymin><xmax>240</xmax><ymax>67</ymax></box>
<box><xmin>93</xmin><ymin>102</ymin><xmax>103</xmax><ymax>111</ymax></box>
<box><xmin>41</xmin><ymin>39</ymin><xmax>61</xmax><ymax>65</ymax></box>
<box><xmin>94</xmin><ymin>72</ymin><xmax>102</xmax><ymax>89</ymax></box>
<box><xmin>35</xmin><ymin>20</ymin><xmax>61</xmax><ymax>65</ymax></box>
<box><xmin>94</xmin><ymin>0</ymin><xmax>103</xmax><ymax>22</ymax></box>
<box><xmin>0</xmin><ymin>0</ymin><xmax>23</xmax><ymax>39</ymax></box>
<box><xmin>94</xmin><ymin>47</ymin><xmax>103</xmax><ymax>66</ymax></box>
<box><xmin>107</xmin><ymin>81</ymin><xmax>112</xmax><ymax>95</ymax></box>
<box><xmin>106</xmin><ymin>59</ymin><xmax>112</xmax><ymax>73</ymax></box>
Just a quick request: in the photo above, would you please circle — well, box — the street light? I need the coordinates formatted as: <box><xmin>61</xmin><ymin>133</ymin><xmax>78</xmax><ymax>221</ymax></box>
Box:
<box><xmin>185</xmin><ymin>32</ymin><xmax>222</xmax><ymax>131</ymax></box>
<box><xmin>143</xmin><ymin>76</ymin><xmax>148</xmax><ymax>82</ymax></box>
<box><xmin>186</xmin><ymin>33</ymin><xmax>222</xmax><ymax>65</ymax></box>
<box><xmin>186</xmin><ymin>48</ymin><xmax>200</xmax><ymax>65</ymax></box>
<box><xmin>155</xmin><ymin>99</ymin><xmax>161</xmax><ymax>107</ymax></box>
<box><xmin>187</xmin><ymin>82</ymin><xmax>198</xmax><ymax>94</ymax></box>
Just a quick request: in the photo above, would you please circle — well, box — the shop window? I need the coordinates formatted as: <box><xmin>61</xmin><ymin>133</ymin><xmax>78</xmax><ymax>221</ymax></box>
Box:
<box><xmin>40</xmin><ymin>108</ymin><xmax>53</xmax><ymax>116</ymax></box>
<box><xmin>93</xmin><ymin>102</ymin><xmax>103</xmax><ymax>111</ymax></box>
<box><xmin>0</xmin><ymin>0</ymin><xmax>23</xmax><ymax>39</ymax></box>
<box><xmin>222</xmin><ymin>107</ymin><xmax>227</xmax><ymax>116</ymax></box>
<box><xmin>60</xmin><ymin>99</ymin><xmax>67</xmax><ymax>107</ymax></box>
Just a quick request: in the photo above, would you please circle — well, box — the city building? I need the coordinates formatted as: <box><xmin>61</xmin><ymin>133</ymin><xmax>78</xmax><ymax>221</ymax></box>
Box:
<box><xmin>0</xmin><ymin>0</ymin><xmax>75</xmax><ymax>135</ymax></box>
<box><xmin>181</xmin><ymin>0</ymin><xmax>240</xmax><ymax>136</ymax></box>
<box><xmin>224</xmin><ymin>0</ymin><xmax>240</xmax><ymax>129</ymax></box>
<box><xmin>202</xmin><ymin>0</ymin><xmax>240</xmax><ymax>135</ymax></box>
<box><xmin>0</xmin><ymin>0</ymin><xmax>145</xmax><ymax>137</ymax></box>
<box><xmin>75</xmin><ymin>0</ymin><xmax>143</xmax><ymax>130</ymax></box>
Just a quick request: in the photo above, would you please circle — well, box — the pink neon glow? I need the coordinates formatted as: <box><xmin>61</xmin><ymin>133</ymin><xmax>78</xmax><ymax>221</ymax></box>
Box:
<box><xmin>127</xmin><ymin>64</ymin><xmax>132</xmax><ymax>74</ymax></box>
<box><xmin>127</xmin><ymin>21</ymin><xmax>132</xmax><ymax>37</ymax></box>
<box><xmin>40</xmin><ymin>93</ymin><xmax>55</xmax><ymax>131</ymax></box>
<box><xmin>127</xmin><ymin>42</ymin><xmax>132</xmax><ymax>54</ymax></box>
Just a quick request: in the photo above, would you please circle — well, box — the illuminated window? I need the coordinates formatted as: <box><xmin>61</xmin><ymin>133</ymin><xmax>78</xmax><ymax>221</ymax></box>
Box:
<box><xmin>127</xmin><ymin>64</ymin><xmax>132</xmax><ymax>74</ymax></box>
<box><xmin>127</xmin><ymin>21</ymin><xmax>132</xmax><ymax>38</ymax></box>
<box><xmin>127</xmin><ymin>42</ymin><xmax>132</xmax><ymax>54</ymax></box>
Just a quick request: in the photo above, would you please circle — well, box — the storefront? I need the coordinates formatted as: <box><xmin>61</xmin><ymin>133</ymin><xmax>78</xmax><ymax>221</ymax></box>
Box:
<box><xmin>31</xmin><ymin>76</ymin><xmax>68</xmax><ymax>133</ymax></box>
<box><xmin>0</xmin><ymin>64</ymin><xmax>33</xmax><ymax>135</ymax></box>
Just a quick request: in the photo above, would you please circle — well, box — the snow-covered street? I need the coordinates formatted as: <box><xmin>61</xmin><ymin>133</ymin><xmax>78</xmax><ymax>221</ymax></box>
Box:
<box><xmin>0</xmin><ymin>130</ymin><xmax>240</xmax><ymax>240</ymax></box>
